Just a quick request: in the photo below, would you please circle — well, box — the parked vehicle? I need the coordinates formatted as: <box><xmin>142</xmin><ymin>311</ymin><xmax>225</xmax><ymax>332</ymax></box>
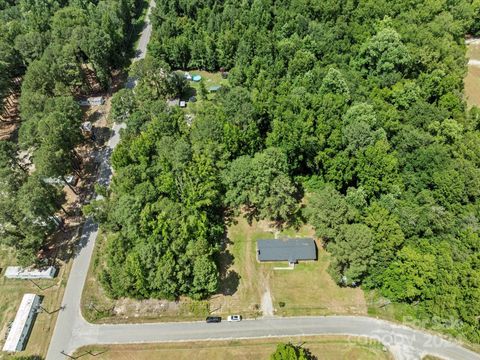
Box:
<box><xmin>205</xmin><ymin>316</ymin><xmax>222</xmax><ymax>323</ymax></box>
<box><xmin>227</xmin><ymin>315</ymin><xmax>242</xmax><ymax>322</ymax></box>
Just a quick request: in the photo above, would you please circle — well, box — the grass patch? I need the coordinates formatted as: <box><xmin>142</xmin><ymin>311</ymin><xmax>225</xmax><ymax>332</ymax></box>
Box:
<box><xmin>177</xmin><ymin>70</ymin><xmax>229</xmax><ymax>112</ymax></box>
<box><xmin>270</xmin><ymin>254</ymin><xmax>366</xmax><ymax>316</ymax></box>
<box><xmin>366</xmin><ymin>291</ymin><xmax>480</xmax><ymax>354</ymax></box>
<box><xmin>266</xmin><ymin>225</ymin><xmax>366</xmax><ymax>316</ymax></box>
<box><xmin>73</xmin><ymin>335</ymin><xmax>392</xmax><ymax>360</ymax></box>
<box><xmin>217</xmin><ymin>218</ymin><xmax>366</xmax><ymax>317</ymax></box>
<box><xmin>0</xmin><ymin>245</ymin><xmax>72</xmax><ymax>359</ymax></box>
<box><xmin>465</xmin><ymin>43</ymin><xmax>480</xmax><ymax>107</ymax></box>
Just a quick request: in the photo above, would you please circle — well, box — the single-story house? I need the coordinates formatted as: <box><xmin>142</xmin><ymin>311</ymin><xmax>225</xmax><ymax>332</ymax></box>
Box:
<box><xmin>257</xmin><ymin>238</ymin><xmax>317</xmax><ymax>264</ymax></box>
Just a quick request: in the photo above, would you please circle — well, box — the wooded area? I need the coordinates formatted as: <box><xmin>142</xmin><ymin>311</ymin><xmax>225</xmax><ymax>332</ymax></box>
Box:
<box><xmin>0</xmin><ymin>0</ymin><xmax>479</xmax><ymax>345</ymax></box>
<box><xmin>85</xmin><ymin>0</ymin><xmax>480</xmax><ymax>343</ymax></box>
<box><xmin>0</xmin><ymin>0</ymin><xmax>144</xmax><ymax>264</ymax></box>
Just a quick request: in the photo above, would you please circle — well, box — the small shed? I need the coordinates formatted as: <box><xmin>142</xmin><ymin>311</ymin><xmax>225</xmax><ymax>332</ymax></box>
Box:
<box><xmin>192</xmin><ymin>75</ymin><xmax>202</xmax><ymax>82</ymax></box>
<box><xmin>2</xmin><ymin>294</ymin><xmax>41</xmax><ymax>352</ymax></box>
<box><xmin>179</xmin><ymin>100</ymin><xmax>186</xmax><ymax>108</ymax></box>
<box><xmin>81</xmin><ymin>121</ymin><xmax>93</xmax><ymax>138</ymax></box>
<box><xmin>167</xmin><ymin>99</ymin><xmax>180</xmax><ymax>107</ymax></box>
<box><xmin>208</xmin><ymin>85</ymin><xmax>222</xmax><ymax>92</ymax></box>
<box><xmin>78</xmin><ymin>96</ymin><xmax>105</xmax><ymax>107</ymax></box>
<box><xmin>5</xmin><ymin>266</ymin><xmax>57</xmax><ymax>280</ymax></box>
<box><xmin>257</xmin><ymin>238</ymin><xmax>316</xmax><ymax>264</ymax></box>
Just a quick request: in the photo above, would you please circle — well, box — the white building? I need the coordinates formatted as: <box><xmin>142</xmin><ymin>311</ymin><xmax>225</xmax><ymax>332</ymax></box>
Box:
<box><xmin>5</xmin><ymin>266</ymin><xmax>56</xmax><ymax>280</ymax></box>
<box><xmin>2</xmin><ymin>294</ymin><xmax>41</xmax><ymax>352</ymax></box>
<box><xmin>78</xmin><ymin>96</ymin><xmax>105</xmax><ymax>106</ymax></box>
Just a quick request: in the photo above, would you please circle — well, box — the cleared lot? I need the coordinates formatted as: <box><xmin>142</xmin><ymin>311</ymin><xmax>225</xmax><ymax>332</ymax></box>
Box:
<box><xmin>82</xmin><ymin>217</ymin><xmax>366</xmax><ymax>323</ymax></box>
<box><xmin>465</xmin><ymin>42</ymin><xmax>480</xmax><ymax>107</ymax></box>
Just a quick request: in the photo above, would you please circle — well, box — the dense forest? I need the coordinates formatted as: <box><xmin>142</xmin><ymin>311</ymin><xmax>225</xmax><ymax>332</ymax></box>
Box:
<box><xmin>91</xmin><ymin>0</ymin><xmax>480</xmax><ymax>343</ymax></box>
<box><xmin>0</xmin><ymin>0</ymin><xmax>144</xmax><ymax>263</ymax></box>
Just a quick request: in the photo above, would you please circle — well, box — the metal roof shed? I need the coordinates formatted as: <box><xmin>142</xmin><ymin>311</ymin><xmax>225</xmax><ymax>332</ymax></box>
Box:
<box><xmin>257</xmin><ymin>238</ymin><xmax>317</xmax><ymax>263</ymax></box>
<box><xmin>2</xmin><ymin>294</ymin><xmax>41</xmax><ymax>352</ymax></box>
<box><xmin>208</xmin><ymin>85</ymin><xmax>222</xmax><ymax>92</ymax></box>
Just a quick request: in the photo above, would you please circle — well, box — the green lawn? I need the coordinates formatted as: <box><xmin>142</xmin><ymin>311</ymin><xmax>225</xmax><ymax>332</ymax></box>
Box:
<box><xmin>259</xmin><ymin>223</ymin><xmax>367</xmax><ymax>316</ymax></box>
<box><xmin>270</xmin><ymin>253</ymin><xmax>366</xmax><ymax>316</ymax></box>
<box><xmin>177</xmin><ymin>70</ymin><xmax>229</xmax><ymax>112</ymax></box>
<box><xmin>218</xmin><ymin>218</ymin><xmax>367</xmax><ymax>317</ymax></box>
<box><xmin>73</xmin><ymin>336</ymin><xmax>392</xmax><ymax>360</ymax></box>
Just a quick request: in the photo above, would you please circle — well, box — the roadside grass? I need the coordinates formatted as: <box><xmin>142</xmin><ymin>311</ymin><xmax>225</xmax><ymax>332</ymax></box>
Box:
<box><xmin>465</xmin><ymin>43</ymin><xmax>480</xmax><ymax>107</ymax></box>
<box><xmin>0</xmin><ymin>245</ymin><xmax>71</xmax><ymax>359</ymax></box>
<box><xmin>73</xmin><ymin>335</ymin><xmax>392</xmax><ymax>360</ymax></box>
<box><xmin>209</xmin><ymin>217</ymin><xmax>271</xmax><ymax>318</ymax></box>
<box><xmin>366</xmin><ymin>291</ymin><xmax>480</xmax><ymax>354</ymax></box>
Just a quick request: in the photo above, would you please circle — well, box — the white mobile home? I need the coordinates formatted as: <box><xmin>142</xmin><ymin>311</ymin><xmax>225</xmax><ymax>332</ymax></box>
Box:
<box><xmin>5</xmin><ymin>266</ymin><xmax>56</xmax><ymax>280</ymax></box>
<box><xmin>2</xmin><ymin>294</ymin><xmax>41</xmax><ymax>352</ymax></box>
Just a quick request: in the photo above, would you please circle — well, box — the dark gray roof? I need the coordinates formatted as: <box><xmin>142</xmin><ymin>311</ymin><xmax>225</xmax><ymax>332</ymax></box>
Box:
<box><xmin>257</xmin><ymin>238</ymin><xmax>317</xmax><ymax>262</ymax></box>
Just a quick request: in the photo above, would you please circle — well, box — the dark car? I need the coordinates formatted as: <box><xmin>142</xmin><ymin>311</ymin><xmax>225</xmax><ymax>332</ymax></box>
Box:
<box><xmin>206</xmin><ymin>316</ymin><xmax>222</xmax><ymax>323</ymax></box>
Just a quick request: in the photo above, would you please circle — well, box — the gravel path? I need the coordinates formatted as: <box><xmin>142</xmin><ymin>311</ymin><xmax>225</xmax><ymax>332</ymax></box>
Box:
<box><xmin>261</xmin><ymin>288</ymin><xmax>274</xmax><ymax>317</ymax></box>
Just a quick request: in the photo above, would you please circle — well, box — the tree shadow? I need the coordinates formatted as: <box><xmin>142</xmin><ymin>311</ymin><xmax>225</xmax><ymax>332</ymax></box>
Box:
<box><xmin>181</xmin><ymin>86</ymin><xmax>196</xmax><ymax>101</ymax></box>
<box><xmin>93</xmin><ymin>126</ymin><xmax>112</xmax><ymax>147</ymax></box>
<box><xmin>219</xmin><ymin>269</ymin><xmax>240</xmax><ymax>296</ymax></box>
<box><xmin>124</xmin><ymin>0</ymin><xmax>152</xmax><ymax>61</ymax></box>
<box><xmin>215</xmin><ymin>235</ymin><xmax>241</xmax><ymax>296</ymax></box>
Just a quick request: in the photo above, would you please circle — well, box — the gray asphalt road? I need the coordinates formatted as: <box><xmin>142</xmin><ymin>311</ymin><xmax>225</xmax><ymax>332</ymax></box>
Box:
<box><xmin>46</xmin><ymin>4</ymin><xmax>147</xmax><ymax>355</ymax></box>
<box><xmin>134</xmin><ymin>2</ymin><xmax>155</xmax><ymax>61</ymax></box>
<box><xmin>44</xmin><ymin>2</ymin><xmax>480</xmax><ymax>359</ymax></box>
<box><xmin>45</xmin><ymin>120</ymin><xmax>125</xmax><ymax>360</ymax></box>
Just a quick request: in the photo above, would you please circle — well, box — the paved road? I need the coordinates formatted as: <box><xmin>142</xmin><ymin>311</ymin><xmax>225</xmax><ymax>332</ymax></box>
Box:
<box><xmin>135</xmin><ymin>1</ymin><xmax>155</xmax><ymax>61</ymax></box>
<box><xmin>45</xmin><ymin>1</ymin><xmax>154</xmax><ymax>358</ymax></box>
<box><xmin>66</xmin><ymin>316</ymin><xmax>480</xmax><ymax>360</ymax></box>
<box><xmin>45</xmin><ymin>2</ymin><xmax>480</xmax><ymax>359</ymax></box>
<box><xmin>45</xmin><ymin>120</ymin><xmax>125</xmax><ymax>360</ymax></box>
